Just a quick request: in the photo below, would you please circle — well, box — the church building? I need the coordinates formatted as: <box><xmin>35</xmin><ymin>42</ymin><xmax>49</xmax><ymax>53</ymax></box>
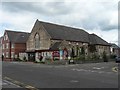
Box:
<box><xmin>26</xmin><ymin>20</ymin><xmax>111</xmax><ymax>62</ymax></box>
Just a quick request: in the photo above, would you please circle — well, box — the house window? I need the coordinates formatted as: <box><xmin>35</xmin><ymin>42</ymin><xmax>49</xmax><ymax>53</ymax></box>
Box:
<box><xmin>2</xmin><ymin>53</ymin><xmax>4</xmax><ymax>56</ymax></box>
<box><xmin>11</xmin><ymin>43</ymin><xmax>14</xmax><ymax>48</ymax></box>
<box><xmin>34</xmin><ymin>33</ymin><xmax>40</xmax><ymax>49</ymax></box>
<box><xmin>2</xmin><ymin>44</ymin><xmax>4</xmax><ymax>49</ymax></box>
<box><xmin>6</xmin><ymin>43</ymin><xmax>9</xmax><ymax>49</ymax></box>
<box><xmin>6</xmin><ymin>52</ymin><xmax>9</xmax><ymax>58</ymax></box>
<box><xmin>5</xmin><ymin>34</ymin><xmax>8</xmax><ymax>40</ymax></box>
<box><xmin>0</xmin><ymin>38</ymin><xmax>2</xmax><ymax>44</ymax></box>
<box><xmin>11</xmin><ymin>52</ymin><xmax>14</xmax><ymax>58</ymax></box>
<box><xmin>4</xmin><ymin>36</ymin><xmax>5</xmax><ymax>40</ymax></box>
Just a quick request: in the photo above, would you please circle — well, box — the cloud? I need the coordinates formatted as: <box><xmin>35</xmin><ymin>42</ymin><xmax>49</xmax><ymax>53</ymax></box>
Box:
<box><xmin>88</xmin><ymin>29</ymin><xmax>118</xmax><ymax>44</ymax></box>
<box><xmin>0</xmin><ymin>0</ymin><xmax>119</xmax><ymax>45</ymax></box>
<box><xmin>2</xmin><ymin>2</ymin><xmax>73</xmax><ymax>16</ymax></box>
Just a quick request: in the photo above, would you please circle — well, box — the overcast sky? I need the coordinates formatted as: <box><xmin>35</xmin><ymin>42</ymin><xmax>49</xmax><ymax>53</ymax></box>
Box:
<box><xmin>0</xmin><ymin>0</ymin><xmax>119</xmax><ymax>45</ymax></box>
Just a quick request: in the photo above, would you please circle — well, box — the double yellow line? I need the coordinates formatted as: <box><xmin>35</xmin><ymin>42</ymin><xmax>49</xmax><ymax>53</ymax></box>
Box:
<box><xmin>4</xmin><ymin>77</ymin><xmax>39</xmax><ymax>90</ymax></box>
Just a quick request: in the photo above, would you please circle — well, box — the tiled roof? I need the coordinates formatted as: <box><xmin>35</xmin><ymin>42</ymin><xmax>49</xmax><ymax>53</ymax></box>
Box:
<box><xmin>38</xmin><ymin>20</ymin><xmax>90</xmax><ymax>43</ymax></box>
<box><xmin>5</xmin><ymin>30</ymin><xmax>30</xmax><ymax>43</ymax></box>
<box><xmin>49</xmin><ymin>42</ymin><xmax>61</xmax><ymax>50</ymax></box>
<box><xmin>89</xmin><ymin>34</ymin><xmax>110</xmax><ymax>46</ymax></box>
<box><xmin>110</xmin><ymin>43</ymin><xmax>120</xmax><ymax>48</ymax></box>
<box><xmin>37</xmin><ymin>20</ymin><xmax>110</xmax><ymax>46</ymax></box>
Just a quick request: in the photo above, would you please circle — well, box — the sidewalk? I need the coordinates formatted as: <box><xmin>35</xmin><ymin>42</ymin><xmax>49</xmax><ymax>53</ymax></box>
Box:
<box><xmin>2</xmin><ymin>80</ymin><xmax>22</xmax><ymax>88</ymax></box>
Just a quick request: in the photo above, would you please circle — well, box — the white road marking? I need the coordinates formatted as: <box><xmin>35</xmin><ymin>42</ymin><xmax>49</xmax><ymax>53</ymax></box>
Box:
<box><xmin>93</xmin><ymin>67</ymin><xmax>101</xmax><ymax>70</ymax></box>
<box><xmin>2</xmin><ymin>80</ymin><xmax>20</xmax><ymax>87</ymax></box>
<box><xmin>71</xmin><ymin>68</ymin><xmax>114</xmax><ymax>74</ymax></box>
<box><xmin>70</xmin><ymin>80</ymin><xmax>79</xmax><ymax>83</ymax></box>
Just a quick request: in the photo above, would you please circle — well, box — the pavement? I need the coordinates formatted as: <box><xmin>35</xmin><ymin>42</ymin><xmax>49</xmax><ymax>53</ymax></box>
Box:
<box><xmin>2</xmin><ymin>61</ymin><xmax>119</xmax><ymax>88</ymax></box>
<box><xmin>2</xmin><ymin>79</ymin><xmax>21</xmax><ymax>88</ymax></box>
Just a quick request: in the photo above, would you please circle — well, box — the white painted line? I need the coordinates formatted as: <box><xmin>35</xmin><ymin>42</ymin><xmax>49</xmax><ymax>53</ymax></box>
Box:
<box><xmin>91</xmin><ymin>70</ymin><xmax>97</xmax><ymax>73</ymax></box>
<box><xmin>93</xmin><ymin>67</ymin><xmax>101</xmax><ymax>70</ymax></box>
<box><xmin>3</xmin><ymin>80</ymin><xmax>21</xmax><ymax>87</ymax></box>
<box><xmin>70</xmin><ymin>80</ymin><xmax>79</xmax><ymax>83</ymax></box>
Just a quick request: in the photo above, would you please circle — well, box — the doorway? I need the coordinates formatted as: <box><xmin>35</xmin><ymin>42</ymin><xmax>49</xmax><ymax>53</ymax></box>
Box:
<box><xmin>28</xmin><ymin>53</ymin><xmax>35</xmax><ymax>62</ymax></box>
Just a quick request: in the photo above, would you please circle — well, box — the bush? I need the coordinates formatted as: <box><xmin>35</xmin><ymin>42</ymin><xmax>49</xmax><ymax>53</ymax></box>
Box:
<box><xmin>76</xmin><ymin>55</ymin><xmax>85</xmax><ymax>61</ymax></box>
<box><xmin>34</xmin><ymin>60</ymin><xmax>45</xmax><ymax>64</ymax></box>
<box><xmin>102</xmin><ymin>51</ymin><xmax>108</xmax><ymax>62</ymax></box>
<box><xmin>86</xmin><ymin>55</ymin><xmax>92</xmax><ymax>61</ymax></box>
<box><xmin>54</xmin><ymin>58</ymin><xmax>59</xmax><ymax>61</ymax></box>
<box><xmin>15</xmin><ymin>57</ymin><xmax>22</xmax><ymax>61</ymax></box>
<box><xmin>23</xmin><ymin>56</ymin><xmax>27</xmax><ymax>62</ymax></box>
<box><xmin>110</xmin><ymin>54</ymin><xmax>117</xmax><ymax>59</ymax></box>
<box><xmin>91</xmin><ymin>53</ymin><xmax>99</xmax><ymax>60</ymax></box>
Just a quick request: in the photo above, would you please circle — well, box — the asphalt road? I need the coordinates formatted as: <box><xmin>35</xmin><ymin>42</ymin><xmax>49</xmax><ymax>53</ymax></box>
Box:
<box><xmin>2</xmin><ymin>61</ymin><xmax>119</xmax><ymax>89</ymax></box>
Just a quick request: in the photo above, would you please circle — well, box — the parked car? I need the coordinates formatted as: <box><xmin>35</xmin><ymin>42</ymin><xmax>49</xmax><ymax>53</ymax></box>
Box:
<box><xmin>115</xmin><ymin>56</ymin><xmax>120</xmax><ymax>63</ymax></box>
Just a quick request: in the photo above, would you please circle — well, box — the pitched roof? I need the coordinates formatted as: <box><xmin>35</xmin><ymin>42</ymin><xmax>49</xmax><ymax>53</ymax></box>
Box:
<box><xmin>110</xmin><ymin>43</ymin><xmax>120</xmax><ymax>48</ymax></box>
<box><xmin>49</xmin><ymin>42</ymin><xmax>61</xmax><ymax>50</ymax></box>
<box><xmin>5</xmin><ymin>30</ymin><xmax>30</xmax><ymax>43</ymax></box>
<box><xmin>89</xmin><ymin>34</ymin><xmax>110</xmax><ymax>46</ymax></box>
<box><xmin>38</xmin><ymin>20</ymin><xmax>90</xmax><ymax>43</ymax></box>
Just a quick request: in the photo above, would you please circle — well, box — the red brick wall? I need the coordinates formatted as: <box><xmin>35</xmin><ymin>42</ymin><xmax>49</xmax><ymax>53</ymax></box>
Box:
<box><xmin>14</xmin><ymin>43</ymin><xmax>26</xmax><ymax>55</ymax></box>
<box><xmin>2</xmin><ymin>36</ymin><xmax>11</xmax><ymax>61</ymax></box>
<box><xmin>2</xmin><ymin>31</ymin><xmax>27</xmax><ymax>61</ymax></box>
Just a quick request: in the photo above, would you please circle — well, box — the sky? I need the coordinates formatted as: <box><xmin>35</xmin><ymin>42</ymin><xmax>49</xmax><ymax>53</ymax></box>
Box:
<box><xmin>0</xmin><ymin>0</ymin><xmax>119</xmax><ymax>45</ymax></box>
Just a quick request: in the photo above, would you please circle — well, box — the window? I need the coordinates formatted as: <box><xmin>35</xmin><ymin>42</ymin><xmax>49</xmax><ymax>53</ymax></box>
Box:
<box><xmin>5</xmin><ymin>34</ymin><xmax>8</xmax><ymax>40</ymax></box>
<box><xmin>11</xmin><ymin>43</ymin><xmax>14</xmax><ymax>48</ymax></box>
<box><xmin>6</xmin><ymin>52</ymin><xmax>9</xmax><ymax>58</ymax></box>
<box><xmin>2</xmin><ymin>53</ymin><xmax>4</xmax><ymax>56</ymax></box>
<box><xmin>11</xmin><ymin>52</ymin><xmax>14</xmax><ymax>58</ymax></box>
<box><xmin>6</xmin><ymin>43</ymin><xmax>9</xmax><ymax>49</ymax></box>
<box><xmin>0</xmin><ymin>38</ymin><xmax>2</xmax><ymax>44</ymax></box>
<box><xmin>34</xmin><ymin>33</ymin><xmax>40</xmax><ymax>49</ymax></box>
<box><xmin>2</xmin><ymin>44</ymin><xmax>4</xmax><ymax>49</ymax></box>
<box><xmin>4</xmin><ymin>36</ymin><xmax>5</xmax><ymax>40</ymax></box>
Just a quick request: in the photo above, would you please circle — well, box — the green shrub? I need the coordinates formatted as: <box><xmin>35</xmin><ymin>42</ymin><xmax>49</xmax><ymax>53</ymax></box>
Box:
<box><xmin>91</xmin><ymin>53</ymin><xmax>99</xmax><ymax>60</ymax></box>
<box><xmin>77</xmin><ymin>55</ymin><xmax>85</xmax><ymax>61</ymax></box>
<box><xmin>110</xmin><ymin>54</ymin><xmax>116</xmax><ymax>59</ymax></box>
<box><xmin>86</xmin><ymin>55</ymin><xmax>92</xmax><ymax>61</ymax></box>
<box><xmin>15</xmin><ymin>57</ymin><xmax>21</xmax><ymax>61</ymax></box>
<box><xmin>23</xmin><ymin>56</ymin><xmax>27</xmax><ymax>62</ymax></box>
<box><xmin>102</xmin><ymin>51</ymin><xmax>108</xmax><ymax>62</ymax></box>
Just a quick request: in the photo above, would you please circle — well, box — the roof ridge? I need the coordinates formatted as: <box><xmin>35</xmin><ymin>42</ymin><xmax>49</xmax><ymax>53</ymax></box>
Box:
<box><xmin>37</xmin><ymin>20</ymin><xmax>89</xmax><ymax>34</ymax></box>
<box><xmin>93</xmin><ymin>34</ymin><xmax>108</xmax><ymax>43</ymax></box>
<box><xmin>5</xmin><ymin>30</ymin><xmax>30</xmax><ymax>34</ymax></box>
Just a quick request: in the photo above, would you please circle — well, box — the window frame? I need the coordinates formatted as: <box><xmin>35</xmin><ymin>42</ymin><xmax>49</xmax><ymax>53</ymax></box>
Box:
<box><xmin>34</xmin><ymin>33</ymin><xmax>40</xmax><ymax>49</ymax></box>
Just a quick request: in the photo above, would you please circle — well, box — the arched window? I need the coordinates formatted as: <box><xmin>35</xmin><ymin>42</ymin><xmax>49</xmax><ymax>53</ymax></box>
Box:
<box><xmin>34</xmin><ymin>33</ymin><xmax>40</xmax><ymax>49</ymax></box>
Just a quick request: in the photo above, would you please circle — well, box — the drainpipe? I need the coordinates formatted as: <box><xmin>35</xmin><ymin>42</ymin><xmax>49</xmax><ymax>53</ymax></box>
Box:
<box><xmin>10</xmin><ymin>42</ymin><xmax>11</xmax><ymax>61</ymax></box>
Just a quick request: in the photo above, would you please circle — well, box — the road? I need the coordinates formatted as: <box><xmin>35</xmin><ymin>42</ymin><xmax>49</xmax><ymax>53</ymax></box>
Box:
<box><xmin>2</xmin><ymin>61</ymin><xmax>119</xmax><ymax>89</ymax></box>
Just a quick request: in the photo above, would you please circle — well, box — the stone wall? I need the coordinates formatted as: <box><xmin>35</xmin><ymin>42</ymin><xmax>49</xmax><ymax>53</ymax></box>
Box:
<box><xmin>96</xmin><ymin>45</ymin><xmax>110</xmax><ymax>57</ymax></box>
<box><xmin>27</xmin><ymin>21</ymin><xmax>51</xmax><ymax>50</ymax></box>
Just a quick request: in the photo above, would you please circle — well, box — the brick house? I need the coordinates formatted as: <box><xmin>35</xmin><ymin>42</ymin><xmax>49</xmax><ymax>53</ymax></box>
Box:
<box><xmin>0</xmin><ymin>36</ymin><xmax>3</xmax><ymax>60</ymax></box>
<box><xmin>26</xmin><ymin>20</ymin><xmax>111</xmax><ymax>62</ymax></box>
<box><xmin>2</xmin><ymin>30</ymin><xmax>30</xmax><ymax>61</ymax></box>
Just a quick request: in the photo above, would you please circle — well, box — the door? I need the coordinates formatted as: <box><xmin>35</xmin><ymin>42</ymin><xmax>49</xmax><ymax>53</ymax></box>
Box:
<box><xmin>28</xmin><ymin>53</ymin><xmax>35</xmax><ymax>62</ymax></box>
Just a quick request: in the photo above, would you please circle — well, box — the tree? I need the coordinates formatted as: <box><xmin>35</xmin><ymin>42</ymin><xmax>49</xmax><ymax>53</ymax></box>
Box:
<box><xmin>81</xmin><ymin>47</ymin><xmax>85</xmax><ymax>55</ymax></box>
<box><xmin>103</xmin><ymin>51</ymin><xmax>108</xmax><ymax>62</ymax></box>
<box><xmin>89</xmin><ymin>45</ymin><xmax>96</xmax><ymax>53</ymax></box>
<box><xmin>71</xmin><ymin>48</ymin><xmax>75</xmax><ymax>59</ymax></box>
